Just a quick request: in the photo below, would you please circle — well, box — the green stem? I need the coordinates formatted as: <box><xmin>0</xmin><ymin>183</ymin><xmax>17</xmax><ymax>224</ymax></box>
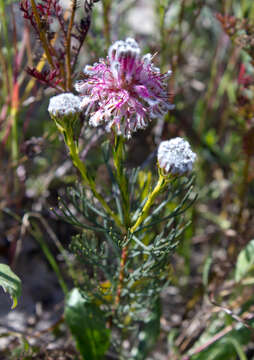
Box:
<box><xmin>11</xmin><ymin>106</ymin><xmax>18</xmax><ymax>164</ymax></box>
<box><xmin>65</xmin><ymin>131</ymin><xmax>122</xmax><ymax>229</ymax></box>
<box><xmin>3</xmin><ymin>209</ymin><xmax>68</xmax><ymax>295</ymax></box>
<box><xmin>30</xmin><ymin>222</ymin><xmax>68</xmax><ymax>295</ymax></box>
<box><xmin>10</xmin><ymin>81</ymin><xmax>19</xmax><ymax>165</ymax></box>
<box><xmin>130</xmin><ymin>173</ymin><xmax>166</xmax><ymax>233</ymax></box>
<box><xmin>66</xmin><ymin>132</ymin><xmax>89</xmax><ymax>183</ymax></box>
<box><xmin>157</xmin><ymin>0</ymin><xmax>170</xmax><ymax>69</ymax></box>
<box><xmin>235</xmin><ymin>154</ymin><xmax>250</xmax><ymax>232</ymax></box>
<box><xmin>0</xmin><ymin>0</ymin><xmax>13</xmax><ymax>94</ymax></box>
<box><xmin>102</xmin><ymin>0</ymin><xmax>111</xmax><ymax>47</ymax></box>
<box><xmin>113</xmin><ymin>136</ymin><xmax>130</xmax><ymax>228</ymax></box>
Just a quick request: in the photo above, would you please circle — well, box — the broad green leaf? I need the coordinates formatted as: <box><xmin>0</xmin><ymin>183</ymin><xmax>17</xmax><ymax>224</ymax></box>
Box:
<box><xmin>0</xmin><ymin>263</ymin><xmax>21</xmax><ymax>309</ymax></box>
<box><xmin>65</xmin><ymin>288</ymin><xmax>110</xmax><ymax>360</ymax></box>
<box><xmin>235</xmin><ymin>239</ymin><xmax>254</xmax><ymax>281</ymax></box>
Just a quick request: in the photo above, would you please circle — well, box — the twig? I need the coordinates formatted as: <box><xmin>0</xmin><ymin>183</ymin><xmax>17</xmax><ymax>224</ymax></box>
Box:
<box><xmin>182</xmin><ymin>311</ymin><xmax>254</xmax><ymax>359</ymax></box>
<box><xmin>181</xmin><ymin>324</ymin><xmax>234</xmax><ymax>360</ymax></box>
<box><xmin>65</xmin><ymin>0</ymin><xmax>77</xmax><ymax>90</ymax></box>
<box><xmin>30</xmin><ymin>0</ymin><xmax>55</xmax><ymax>69</ymax></box>
<box><xmin>102</xmin><ymin>0</ymin><xmax>111</xmax><ymax>47</ymax></box>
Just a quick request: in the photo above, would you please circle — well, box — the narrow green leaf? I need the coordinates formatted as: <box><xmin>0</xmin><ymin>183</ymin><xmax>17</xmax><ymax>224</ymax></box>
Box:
<box><xmin>0</xmin><ymin>263</ymin><xmax>21</xmax><ymax>309</ymax></box>
<box><xmin>235</xmin><ymin>239</ymin><xmax>254</xmax><ymax>281</ymax></box>
<box><xmin>226</xmin><ymin>338</ymin><xmax>247</xmax><ymax>360</ymax></box>
<box><xmin>65</xmin><ymin>288</ymin><xmax>110</xmax><ymax>360</ymax></box>
<box><xmin>202</xmin><ymin>254</ymin><xmax>213</xmax><ymax>289</ymax></box>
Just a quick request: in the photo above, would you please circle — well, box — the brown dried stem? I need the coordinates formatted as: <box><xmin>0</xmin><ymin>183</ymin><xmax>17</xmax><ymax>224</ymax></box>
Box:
<box><xmin>181</xmin><ymin>312</ymin><xmax>254</xmax><ymax>360</ymax></box>
<box><xmin>65</xmin><ymin>0</ymin><xmax>77</xmax><ymax>91</ymax></box>
<box><xmin>30</xmin><ymin>0</ymin><xmax>55</xmax><ymax>69</ymax></box>
<box><xmin>102</xmin><ymin>0</ymin><xmax>111</xmax><ymax>47</ymax></box>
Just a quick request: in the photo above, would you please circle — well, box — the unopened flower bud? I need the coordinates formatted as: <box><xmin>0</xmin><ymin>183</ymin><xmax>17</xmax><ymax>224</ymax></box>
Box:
<box><xmin>48</xmin><ymin>93</ymin><xmax>82</xmax><ymax>138</ymax></box>
<box><xmin>157</xmin><ymin>137</ymin><xmax>197</xmax><ymax>175</ymax></box>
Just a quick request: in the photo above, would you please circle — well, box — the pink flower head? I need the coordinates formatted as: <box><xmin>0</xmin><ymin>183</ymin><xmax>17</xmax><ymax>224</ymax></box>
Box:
<box><xmin>75</xmin><ymin>38</ymin><xmax>174</xmax><ymax>138</ymax></box>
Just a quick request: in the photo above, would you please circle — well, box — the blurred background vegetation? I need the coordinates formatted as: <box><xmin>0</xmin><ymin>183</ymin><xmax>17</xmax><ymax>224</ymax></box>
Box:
<box><xmin>0</xmin><ymin>0</ymin><xmax>254</xmax><ymax>359</ymax></box>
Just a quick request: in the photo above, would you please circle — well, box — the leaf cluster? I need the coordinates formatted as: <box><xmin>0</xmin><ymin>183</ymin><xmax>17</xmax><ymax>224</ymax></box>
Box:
<box><xmin>55</xmin><ymin>157</ymin><xmax>196</xmax><ymax>330</ymax></box>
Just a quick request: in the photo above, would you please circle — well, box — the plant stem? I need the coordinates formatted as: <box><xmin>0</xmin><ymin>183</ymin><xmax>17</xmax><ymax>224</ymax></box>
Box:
<box><xmin>114</xmin><ymin>245</ymin><xmax>128</xmax><ymax>307</ymax></box>
<box><xmin>0</xmin><ymin>0</ymin><xmax>13</xmax><ymax>95</ymax></box>
<box><xmin>0</xmin><ymin>41</ymin><xmax>9</xmax><ymax>98</ymax></box>
<box><xmin>157</xmin><ymin>0</ymin><xmax>170</xmax><ymax>70</ymax></box>
<box><xmin>181</xmin><ymin>324</ymin><xmax>234</xmax><ymax>360</ymax></box>
<box><xmin>175</xmin><ymin>0</ymin><xmax>186</xmax><ymax>67</ymax></box>
<box><xmin>30</xmin><ymin>0</ymin><xmax>55</xmax><ymax>69</ymax></box>
<box><xmin>65</xmin><ymin>132</ymin><xmax>122</xmax><ymax>229</ymax></box>
<box><xmin>130</xmin><ymin>174</ymin><xmax>166</xmax><ymax>233</ymax></box>
<box><xmin>102</xmin><ymin>0</ymin><xmax>111</xmax><ymax>47</ymax></box>
<box><xmin>235</xmin><ymin>154</ymin><xmax>250</xmax><ymax>232</ymax></box>
<box><xmin>65</xmin><ymin>0</ymin><xmax>76</xmax><ymax>90</ymax></box>
<box><xmin>113</xmin><ymin>136</ymin><xmax>130</xmax><ymax>227</ymax></box>
<box><xmin>30</xmin><ymin>221</ymin><xmax>68</xmax><ymax>295</ymax></box>
<box><xmin>10</xmin><ymin>83</ymin><xmax>19</xmax><ymax>165</ymax></box>
<box><xmin>22</xmin><ymin>30</ymin><xmax>65</xmax><ymax>102</ymax></box>
<box><xmin>6</xmin><ymin>209</ymin><xmax>73</xmax><ymax>296</ymax></box>
<box><xmin>66</xmin><ymin>132</ymin><xmax>89</xmax><ymax>183</ymax></box>
<box><xmin>4</xmin><ymin>209</ymin><xmax>69</xmax><ymax>296</ymax></box>
<box><xmin>11</xmin><ymin>105</ymin><xmax>18</xmax><ymax>164</ymax></box>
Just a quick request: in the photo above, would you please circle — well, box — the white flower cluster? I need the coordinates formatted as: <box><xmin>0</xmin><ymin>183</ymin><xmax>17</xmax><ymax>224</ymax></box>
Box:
<box><xmin>48</xmin><ymin>93</ymin><xmax>82</xmax><ymax>118</ymax></box>
<box><xmin>157</xmin><ymin>137</ymin><xmax>197</xmax><ymax>175</ymax></box>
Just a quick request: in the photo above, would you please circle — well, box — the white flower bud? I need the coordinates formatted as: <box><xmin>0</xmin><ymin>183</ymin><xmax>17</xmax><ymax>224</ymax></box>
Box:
<box><xmin>48</xmin><ymin>93</ymin><xmax>83</xmax><ymax>138</ymax></box>
<box><xmin>157</xmin><ymin>137</ymin><xmax>197</xmax><ymax>175</ymax></box>
<box><xmin>48</xmin><ymin>93</ymin><xmax>82</xmax><ymax>118</ymax></box>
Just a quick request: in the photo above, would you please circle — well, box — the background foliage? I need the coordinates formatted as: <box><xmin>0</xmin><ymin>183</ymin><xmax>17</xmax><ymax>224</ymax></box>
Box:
<box><xmin>0</xmin><ymin>0</ymin><xmax>254</xmax><ymax>359</ymax></box>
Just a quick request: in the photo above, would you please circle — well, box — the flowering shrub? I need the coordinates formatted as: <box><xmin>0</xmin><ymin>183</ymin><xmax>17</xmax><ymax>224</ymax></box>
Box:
<box><xmin>3</xmin><ymin>1</ymin><xmax>253</xmax><ymax>359</ymax></box>
<box><xmin>47</xmin><ymin>34</ymin><xmax>197</xmax><ymax>358</ymax></box>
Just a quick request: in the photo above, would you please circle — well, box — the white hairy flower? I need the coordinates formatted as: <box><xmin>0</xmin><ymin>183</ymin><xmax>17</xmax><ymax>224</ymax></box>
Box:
<box><xmin>48</xmin><ymin>93</ymin><xmax>82</xmax><ymax>118</ymax></box>
<box><xmin>157</xmin><ymin>137</ymin><xmax>197</xmax><ymax>175</ymax></box>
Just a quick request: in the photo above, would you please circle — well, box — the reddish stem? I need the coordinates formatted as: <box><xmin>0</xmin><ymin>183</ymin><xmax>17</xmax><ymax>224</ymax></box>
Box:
<box><xmin>181</xmin><ymin>324</ymin><xmax>233</xmax><ymax>360</ymax></box>
<box><xmin>115</xmin><ymin>246</ymin><xmax>128</xmax><ymax>307</ymax></box>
